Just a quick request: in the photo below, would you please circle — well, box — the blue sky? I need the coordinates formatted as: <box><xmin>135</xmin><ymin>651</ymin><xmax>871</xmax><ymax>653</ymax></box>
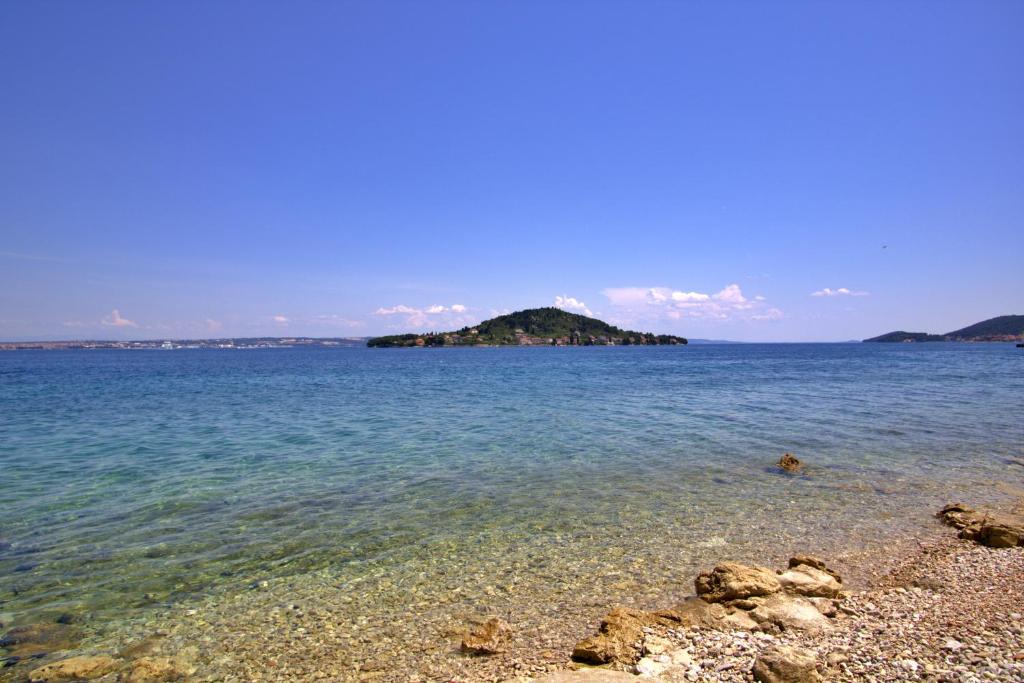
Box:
<box><xmin>1</xmin><ymin>1</ymin><xmax>1021</xmax><ymax>342</ymax></box>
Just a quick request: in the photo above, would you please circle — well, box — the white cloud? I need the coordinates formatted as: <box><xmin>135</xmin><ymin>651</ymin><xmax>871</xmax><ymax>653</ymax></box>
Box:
<box><xmin>553</xmin><ymin>295</ymin><xmax>592</xmax><ymax>316</ymax></box>
<box><xmin>205</xmin><ymin>319</ymin><xmax>223</xmax><ymax>332</ymax></box>
<box><xmin>273</xmin><ymin>315</ymin><xmax>289</xmax><ymax>323</ymax></box>
<box><xmin>374</xmin><ymin>305</ymin><xmax>420</xmax><ymax>315</ymax></box>
<box><xmin>811</xmin><ymin>287</ymin><xmax>869</xmax><ymax>297</ymax></box>
<box><xmin>671</xmin><ymin>291</ymin><xmax>710</xmax><ymax>303</ymax></box>
<box><xmin>713</xmin><ymin>284</ymin><xmax>747</xmax><ymax>304</ymax></box>
<box><xmin>602</xmin><ymin>287</ymin><xmax>656</xmax><ymax>307</ymax></box>
<box><xmin>374</xmin><ymin>303</ymin><xmax>474</xmax><ymax>330</ymax></box>
<box><xmin>601</xmin><ymin>283</ymin><xmax>780</xmax><ymax>323</ymax></box>
<box><xmin>101</xmin><ymin>309</ymin><xmax>137</xmax><ymax>327</ymax></box>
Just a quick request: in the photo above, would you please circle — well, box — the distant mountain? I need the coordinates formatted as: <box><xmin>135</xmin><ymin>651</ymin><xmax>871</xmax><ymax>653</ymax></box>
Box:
<box><xmin>367</xmin><ymin>307</ymin><xmax>687</xmax><ymax>347</ymax></box>
<box><xmin>864</xmin><ymin>315</ymin><xmax>1024</xmax><ymax>343</ymax></box>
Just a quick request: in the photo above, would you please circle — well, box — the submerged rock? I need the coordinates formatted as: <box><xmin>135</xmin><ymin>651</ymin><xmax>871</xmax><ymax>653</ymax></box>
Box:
<box><xmin>751</xmin><ymin>644</ymin><xmax>820</xmax><ymax>683</ymax></box>
<box><xmin>695</xmin><ymin>562</ymin><xmax>782</xmax><ymax>603</ymax></box>
<box><xmin>777</xmin><ymin>453</ymin><xmax>804</xmax><ymax>474</ymax></box>
<box><xmin>460</xmin><ymin>616</ymin><xmax>512</xmax><ymax>655</ymax></box>
<box><xmin>0</xmin><ymin>623</ymin><xmax>80</xmax><ymax>657</ymax></box>
<box><xmin>122</xmin><ymin>656</ymin><xmax>185</xmax><ymax>682</ymax></box>
<box><xmin>27</xmin><ymin>655</ymin><xmax>119</xmax><ymax>682</ymax></box>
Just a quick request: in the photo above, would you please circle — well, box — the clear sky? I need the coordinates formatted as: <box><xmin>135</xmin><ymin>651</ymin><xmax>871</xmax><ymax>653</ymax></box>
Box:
<box><xmin>1</xmin><ymin>1</ymin><xmax>1021</xmax><ymax>342</ymax></box>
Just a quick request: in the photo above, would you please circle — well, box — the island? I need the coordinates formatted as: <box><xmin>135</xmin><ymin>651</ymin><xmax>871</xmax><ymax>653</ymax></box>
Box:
<box><xmin>366</xmin><ymin>307</ymin><xmax>687</xmax><ymax>347</ymax></box>
<box><xmin>864</xmin><ymin>314</ymin><xmax>1024</xmax><ymax>343</ymax></box>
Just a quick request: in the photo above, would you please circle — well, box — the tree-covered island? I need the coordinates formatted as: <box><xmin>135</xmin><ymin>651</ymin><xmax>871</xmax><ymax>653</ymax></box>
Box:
<box><xmin>367</xmin><ymin>307</ymin><xmax>688</xmax><ymax>347</ymax></box>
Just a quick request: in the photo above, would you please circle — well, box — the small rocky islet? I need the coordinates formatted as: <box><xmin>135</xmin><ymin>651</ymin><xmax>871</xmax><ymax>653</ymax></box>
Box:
<box><xmin>3</xmin><ymin>457</ymin><xmax>1023</xmax><ymax>682</ymax></box>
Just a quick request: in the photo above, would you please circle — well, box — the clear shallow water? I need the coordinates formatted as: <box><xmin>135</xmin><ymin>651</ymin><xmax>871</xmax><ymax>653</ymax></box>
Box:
<box><xmin>1</xmin><ymin>343</ymin><xmax>1022</xmax><ymax>634</ymax></box>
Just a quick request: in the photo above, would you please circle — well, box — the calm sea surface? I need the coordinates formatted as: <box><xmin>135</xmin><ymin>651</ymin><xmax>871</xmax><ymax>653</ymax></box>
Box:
<box><xmin>1</xmin><ymin>344</ymin><xmax>1022</xmax><ymax>635</ymax></box>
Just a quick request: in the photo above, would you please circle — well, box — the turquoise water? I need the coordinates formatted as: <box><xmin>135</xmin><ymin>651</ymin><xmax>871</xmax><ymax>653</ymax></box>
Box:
<box><xmin>1</xmin><ymin>343</ymin><xmax>1022</xmax><ymax>637</ymax></box>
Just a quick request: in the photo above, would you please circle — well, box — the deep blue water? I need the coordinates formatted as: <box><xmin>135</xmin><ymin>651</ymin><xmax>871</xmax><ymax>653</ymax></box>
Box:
<box><xmin>1</xmin><ymin>343</ymin><xmax>1022</xmax><ymax>626</ymax></box>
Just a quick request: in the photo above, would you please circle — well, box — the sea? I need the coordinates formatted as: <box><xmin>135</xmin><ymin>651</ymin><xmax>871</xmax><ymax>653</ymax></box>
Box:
<box><xmin>1</xmin><ymin>343</ymin><xmax>1022</xmax><ymax>673</ymax></box>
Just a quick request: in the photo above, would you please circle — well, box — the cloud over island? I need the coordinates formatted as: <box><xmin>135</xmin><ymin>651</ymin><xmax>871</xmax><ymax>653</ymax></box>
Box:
<box><xmin>374</xmin><ymin>303</ymin><xmax>472</xmax><ymax>329</ymax></box>
<box><xmin>601</xmin><ymin>284</ymin><xmax>782</xmax><ymax>322</ymax></box>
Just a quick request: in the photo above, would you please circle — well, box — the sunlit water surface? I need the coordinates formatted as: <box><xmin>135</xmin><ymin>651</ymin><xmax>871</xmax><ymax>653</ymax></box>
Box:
<box><xmin>1</xmin><ymin>344</ymin><xmax>1022</xmax><ymax>647</ymax></box>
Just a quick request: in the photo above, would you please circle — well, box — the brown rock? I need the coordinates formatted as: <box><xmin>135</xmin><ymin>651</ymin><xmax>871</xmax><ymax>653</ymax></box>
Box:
<box><xmin>976</xmin><ymin>521</ymin><xmax>1023</xmax><ymax>548</ymax></box>
<box><xmin>0</xmin><ymin>623</ymin><xmax>80</xmax><ymax>657</ymax></box>
<box><xmin>695</xmin><ymin>562</ymin><xmax>782</xmax><ymax>603</ymax></box>
<box><xmin>778</xmin><ymin>453</ymin><xmax>803</xmax><ymax>474</ymax></box>
<box><xmin>752</xmin><ymin>644</ymin><xmax>821</xmax><ymax>683</ymax></box>
<box><xmin>571</xmin><ymin>607</ymin><xmax>661</xmax><ymax>665</ymax></box>
<box><xmin>787</xmin><ymin>555</ymin><xmax>841</xmax><ymax>583</ymax></box>
<box><xmin>748</xmin><ymin>594</ymin><xmax>833</xmax><ymax>633</ymax></box>
<box><xmin>28</xmin><ymin>655</ymin><xmax>119</xmax><ymax>682</ymax></box>
<box><xmin>121</xmin><ymin>656</ymin><xmax>185</xmax><ymax>682</ymax></box>
<box><xmin>662</xmin><ymin>597</ymin><xmax>759</xmax><ymax>631</ymax></box>
<box><xmin>806</xmin><ymin>597</ymin><xmax>838</xmax><ymax>618</ymax></box>
<box><xmin>460</xmin><ymin>617</ymin><xmax>512</xmax><ymax>655</ymax></box>
<box><xmin>938</xmin><ymin>503</ymin><xmax>1024</xmax><ymax>548</ymax></box>
<box><xmin>776</xmin><ymin>565</ymin><xmax>842</xmax><ymax>598</ymax></box>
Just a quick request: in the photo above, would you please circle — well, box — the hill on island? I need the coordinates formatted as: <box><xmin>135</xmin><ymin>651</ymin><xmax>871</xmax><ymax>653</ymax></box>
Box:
<box><xmin>864</xmin><ymin>315</ymin><xmax>1024</xmax><ymax>343</ymax></box>
<box><xmin>367</xmin><ymin>307</ymin><xmax>687</xmax><ymax>347</ymax></box>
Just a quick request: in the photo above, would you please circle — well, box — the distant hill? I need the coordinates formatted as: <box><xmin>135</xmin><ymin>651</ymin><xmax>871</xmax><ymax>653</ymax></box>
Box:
<box><xmin>864</xmin><ymin>315</ymin><xmax>1024</xmax><ymax>343</ymax></box>
<box><xmin>367</xmin><ymin>307</ymin><xmax>687</xmax><ymax>347</ymax></box>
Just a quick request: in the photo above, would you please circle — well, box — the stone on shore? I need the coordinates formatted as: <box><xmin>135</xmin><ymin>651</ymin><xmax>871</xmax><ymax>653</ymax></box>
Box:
<box><xmin>778</xmin><ymin>453</ymin><xmax>804</xmax><ymax>474</ymax></box>
<box><xmin>695</xmin><ymin>562</ymin><xmax>782</xmax><ymax>603</ymax></box>
<box><xmin>787</xmin><ymin>555</ymin><xmax>841</xmax><ymax>583</ymax></box>
<box><xmin>27</xmin><ymin>655</ymin><xmax>119</xmax><ymax>682</ymax></box>
<box><xmin>461</xmin><ymin>616</ymin><xmax>512</xmax><ymax>655</ymax></box>
<box><xmin>751</xmin><ymin>644</ymin><xmax>821</xmax><ymax>683</ymax></box>
<box><xmin>937</xmin><ymin>503</ymin><xmax>1024</xmax><ymax>548</ymax></box>
<box><xmin>748</xmin><ymin>594</ymin><xmax>833</xmax><ymax>633</ymax></box>
<box><xmin>776</xmin><ymin>564</ymin><xmax>842</xmax><ymax>598</ymax></box>
<box><xmin>571</xmin><ymin>607</ymin><xmax>667</xmax><ymax>665</ymax></box>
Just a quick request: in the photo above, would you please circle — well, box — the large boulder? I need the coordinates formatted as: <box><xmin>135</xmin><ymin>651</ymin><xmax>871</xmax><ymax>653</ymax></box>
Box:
<box><xmin>748</xmin><ymin>594</ymin><xmax>833</xmax><ymax>633</ymax></box>
<box><xmin>461</xmin><ymin>617</ymin><xmax>512</xmax><ymax>655</ymax></box>
<box><xmin>695</xmin><ymin>562</ymin><xmax>782</xmax><ymax>603</ymax></box>
<box><xmin>28</xmin><ymin>655</ymin><xmax>119</xmax><ymax>682</ymax></box>
<box><xmin>776</xmin><ymin>564</ymin><xmax>842</xmax><ymax>598</ymax></box>
<box><xmin>787</xmin><ymin>556</ymin><xmax>841</xmax><ymax>584</ymax></box>
<box><xmin>976</xmin><ymin>521</ymin><xmax>1023</xmax><ymax>548</ymax></box>
<box><xmin>938</xmin><ymin>503</ymin><xmax>1024</xmax><ymax>548</ymax></box>
<box><xmin>663</xmin><ymin>597</ymin><xmax>759</xmax><ymax>631</ymax></box>
<box><xmin>752</xmin><ymin>645</ymin><xmax>821</xmax><ymax>683</ymax></box>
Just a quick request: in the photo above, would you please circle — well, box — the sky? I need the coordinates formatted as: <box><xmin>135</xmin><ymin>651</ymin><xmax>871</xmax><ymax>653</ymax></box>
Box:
<box><xmin>1</xmin><ymin>1</ymin><xmax>1022</xmax><ymax>342</ymax></box>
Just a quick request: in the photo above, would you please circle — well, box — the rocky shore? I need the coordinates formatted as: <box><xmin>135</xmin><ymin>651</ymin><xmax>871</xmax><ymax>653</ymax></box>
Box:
<box><xmin>2</xmin><ymin>499</ymin><xmax>1022</xmax><ymax>682</ymax></box>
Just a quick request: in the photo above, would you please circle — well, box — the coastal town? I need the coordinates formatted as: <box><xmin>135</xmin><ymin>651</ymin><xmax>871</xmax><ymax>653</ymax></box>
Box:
<box><xmin>0</xmin><ymin>337</ymin><xmax>368</xmax><ymax>351</ymax></box>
